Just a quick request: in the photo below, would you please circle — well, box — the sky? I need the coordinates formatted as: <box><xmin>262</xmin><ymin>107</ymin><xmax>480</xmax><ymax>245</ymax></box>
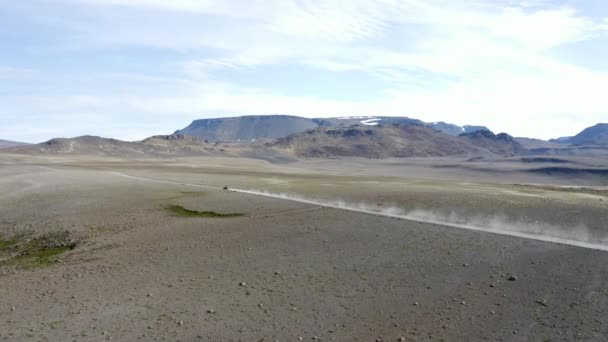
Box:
<box><xmin>1</xmin><ymin>0</ymin><xmax>607</xmax><ymax>143</ymax></box>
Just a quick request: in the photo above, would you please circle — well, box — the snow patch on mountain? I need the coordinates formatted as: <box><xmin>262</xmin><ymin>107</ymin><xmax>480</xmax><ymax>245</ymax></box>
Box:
<box><xmin>360</xmin><ymin>118</ymin><xmax>381</xmax><ymax>126</ymax></box>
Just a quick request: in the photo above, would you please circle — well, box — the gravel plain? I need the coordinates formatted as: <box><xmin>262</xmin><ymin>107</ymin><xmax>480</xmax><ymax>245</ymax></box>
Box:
<box><xmin>0</xmin><ymin>154</ymin><xmax>607</xmax><ymax>341</ymax></box>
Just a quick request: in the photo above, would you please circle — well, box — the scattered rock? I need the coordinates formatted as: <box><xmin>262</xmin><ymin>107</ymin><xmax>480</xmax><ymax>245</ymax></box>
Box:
<box><xmin>536</xmin><ymin>299</ymin><xmax>548</xmax><ymax>307</ymax></box>
<box><xmin>507</xmin><ymin>276</ymin><xmax>517</xmax><ymax>281</ymax></box>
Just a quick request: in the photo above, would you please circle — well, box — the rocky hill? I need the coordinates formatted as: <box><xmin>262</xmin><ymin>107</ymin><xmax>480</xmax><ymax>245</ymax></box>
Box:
<box><xmin>271</xmin><ymin>124</ymin><xmax>525</xmax><ymax>158</ymax></box>
<box><xmin>6</xmin><ymin>135</ymin><xmax>223</xmax><ymax>157</ymax></box>
<box><xmin>141</xmin><ymin>134</ymin><xmax>207</xmax><ymax>146</ymax></box>
<box><xmin>565</xmin><ymin>123</ymin><xmax>608</xmax><ymax>145</ymax></box>
<box><xmin>460</xmin><ymin>130</ymin><xmax>528</xmax><ymax>155</ymax></box>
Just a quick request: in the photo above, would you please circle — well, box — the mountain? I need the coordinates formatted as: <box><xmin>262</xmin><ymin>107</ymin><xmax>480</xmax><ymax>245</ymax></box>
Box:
<box><xmin>271</xmin><ymin>124</ymin><xmax>526</xmax><ymax>158</ymax></box>
<box><xmin>565</xmin><ymin>123</ymin><xmax>608</xmax><ymax>145</ymax></box>
<box><xmin>547</xmin><ymin>123</ymin><xmax>608</xmax><ymax>146</ymax></box>
<box><xmin>175</xmin><ymin>115</ymin><xmax>492</xmax><ymax>141</ymax></box>
<box><xmin>175</xmin><ymin>115</ymin><xmax>319</xmax><ymax>142</ymax></box>
<box><xmin>0</xmin><ymin>139</ymin><xmax>30</xmax><ymax>149</ymax></box>
<box><xmin>1</xmin><ymin>128</ymin><xmax>530</xmax><ymax>160</ymax></box>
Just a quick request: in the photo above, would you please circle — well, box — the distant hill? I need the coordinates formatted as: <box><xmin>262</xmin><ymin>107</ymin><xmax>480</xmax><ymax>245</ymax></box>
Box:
<box><xmin>4</xmin><ymin>128</ymin><xmax>531</xmax><ymax>160</ymax></box>
<box><xmin>141</xmin><ymin>134</ymin><xmax>207</xmax><ymax>146</ymax></box>
<box><xmin>515</xmin><ymin>137</ymin><xmax>564</xmax><ymax>150</ymax></box>
<box><xmin>271</xmin><ymin>124</ymin><xmax>525</xmax><ymax>158</ymax></box>
<box><xmin>7</xmin><ymin>135</ymin><xmax>223</xmax><ymax>157</ymax></box>
<box><xmin>549</xmin><ymin>136</ymin><xmax>573</xmax><ymax>144</ymax></box>
<box><xmin>565</xmin><ymin>123</ymin><xmax>608</xmax><ymax>145</ymax></box>
<box><xmin>175</xmin><ymin>115</ymin><xmax>492</xmax><ymax>141</ymax></box>
<box><xmin>0</xmin><ymin>139</ymin><xmax>30</xmax><ymax>149</ymax></box>
<box><xmin>460</xmin><ymin>130</ymin><xmax>527</xmax><ymax>155</ymax></box>
<box><xmin>516</xmin><ymin>124</ymin><xmax>608</xmax><ymax>156</ymax></box>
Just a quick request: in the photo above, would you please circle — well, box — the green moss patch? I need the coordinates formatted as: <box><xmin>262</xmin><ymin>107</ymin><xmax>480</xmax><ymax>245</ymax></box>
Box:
<box><xmin>13</xmin><ymin>246</ymin><xmax>73</xmax><ymax>269</ymax></box>
<box><xmin>0</xmin><ymin>231</ymin><xmax>78</xmax><ymax>269</ymax></box>
<box><xmin>0</xmin><ymin>235</ymin><xmax>18</xmax><ymax>251</ymax></box>
<box><xmin>167</xmin><ymin>205</ymin><xmax>243</xmax><ymax>218</ymax></box>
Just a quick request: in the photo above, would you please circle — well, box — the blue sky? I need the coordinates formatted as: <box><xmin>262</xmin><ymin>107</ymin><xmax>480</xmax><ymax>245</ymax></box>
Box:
<box><xmin>1</xmin><ymin>0</ymin><xmax>607</xmax><ymax>142</ymax></box>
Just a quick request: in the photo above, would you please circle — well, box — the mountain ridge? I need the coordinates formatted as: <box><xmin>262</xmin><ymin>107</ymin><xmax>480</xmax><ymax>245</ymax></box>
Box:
<box><xmin>6</xmin><ymin>135</ymin><xmax>222</xmax><ymax>157</ymax></box>
<box><xmin>175</xmin><ymin>115</ymin><xmax>492</xmax><ymax>142</ymax></box>
<box><xmin>5</xmin><ymin>120</ymin><xmax>607</xmax><ymax>160</ymax></box>
<box><xmin>271</xmin><ymin>124</ymin><xmax>525</xmax><ymax>158</ymax></box>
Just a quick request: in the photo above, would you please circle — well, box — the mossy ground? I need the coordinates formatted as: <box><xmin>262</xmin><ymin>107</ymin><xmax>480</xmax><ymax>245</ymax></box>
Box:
<box><xmin>0</xmin><ymin>231</ymin><xmax>77</xmax><ymax>269</ymax></box>
<box><xmin>167</xmin><ymin>205</ymin><xmax>243</xmax><ymax>218</ymax></box>
<box><xmin>12</xmin><ymin>245</ymin><xmax>73</xmax><ymax>269</ymax></box>
<box><xmin>0</xmin><ymin>235</ymin><xmax>19</xmax><ymax>251</ymax></box>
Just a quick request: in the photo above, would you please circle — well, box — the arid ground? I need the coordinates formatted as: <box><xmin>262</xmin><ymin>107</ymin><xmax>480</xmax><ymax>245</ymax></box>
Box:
<box><xmin>1</xmin><ymin>154</ymin><xmax>607</xmax><ymax>341</ymax></box>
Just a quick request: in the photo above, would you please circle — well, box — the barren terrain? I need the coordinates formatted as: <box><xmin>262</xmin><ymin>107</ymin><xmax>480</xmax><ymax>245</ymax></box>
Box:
<box><xmin>1</xmin><ymin>154</ymin><xmax>607</xmax><ymax>341</ymax></box>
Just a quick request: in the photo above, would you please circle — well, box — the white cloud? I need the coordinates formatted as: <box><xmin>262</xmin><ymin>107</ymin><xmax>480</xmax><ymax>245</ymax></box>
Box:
<box><xmin>2</xmin><ymin>0</ymin><xmax>608</xmax><ymax>142</ymax></box>
<box><xmin>266</xmin><ymin>0</ymin><xmax>393</xmax><ymax>42</ymax></box>
<box><xmin>489</xmin><ymin>7</ymin><xmax>601</xmax><ymax>48</ymax></box>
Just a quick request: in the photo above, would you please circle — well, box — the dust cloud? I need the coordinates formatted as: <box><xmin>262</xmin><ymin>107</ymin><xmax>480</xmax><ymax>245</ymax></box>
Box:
<box><xmin>231</xmin><ymin>188</ymin><xmax>608</xmax><ymax>252</ymax></box>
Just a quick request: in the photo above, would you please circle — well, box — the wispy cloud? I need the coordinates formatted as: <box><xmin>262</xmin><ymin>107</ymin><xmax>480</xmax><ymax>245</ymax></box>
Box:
<box><xmin>1</xmin><ymin>0</ymin><xmax>607</xmax><ymax>142</ymax></box>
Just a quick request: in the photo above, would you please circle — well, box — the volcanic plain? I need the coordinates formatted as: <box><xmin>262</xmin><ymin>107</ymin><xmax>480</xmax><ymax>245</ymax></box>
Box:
<box><xmin>0</xmin><ymin>153</ymin><xmax>607</xmax><ymax>341</ymax></box>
